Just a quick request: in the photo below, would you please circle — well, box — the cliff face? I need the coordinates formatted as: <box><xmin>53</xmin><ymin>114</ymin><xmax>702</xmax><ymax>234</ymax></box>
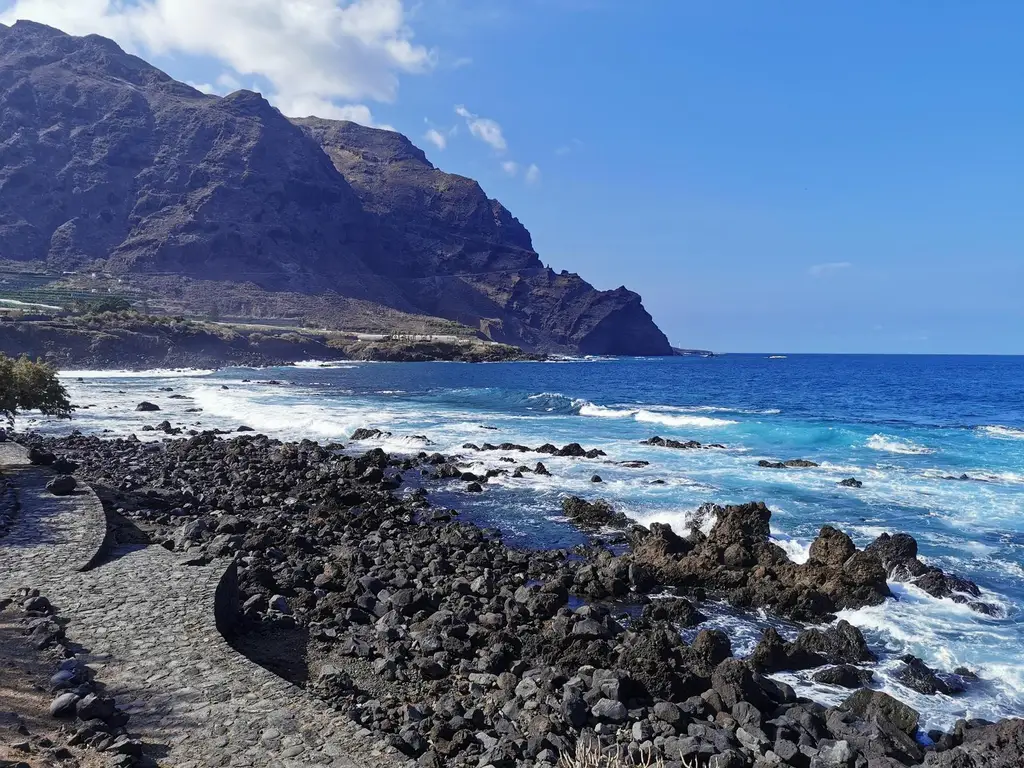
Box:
<box><xmin>0</xmin><ymin>21</ymin><xmax>672</xmax><ymax>355</ymax></box>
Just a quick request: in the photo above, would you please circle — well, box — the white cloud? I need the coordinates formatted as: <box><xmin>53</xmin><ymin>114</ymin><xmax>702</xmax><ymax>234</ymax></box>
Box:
<box><xmin>525</xmin><ymin>163</ymin><xmax>541</xmax><ymax>184</ymax></box>
<box><xmin>454</xmin><ymin>104</ymin><xmax>507</xmax><ymax>152</ymax></box>
<box><xmin>424</xmin><ymin>127</ymin><xmax>447</xmax><ymax>150</ymax></box>
<box><xmin>809</xmin><ymin>261</ymin><xmax>852</xmax><ymax>277</ymax></box>
<box><xmin>216</xmin><ymin>72</ymin><xmax>242</xmax><ymax>92</ymax></box>
<box><xmin>0</xmin><ymin>0</ymin><xmax>433</xmax><ymax>127</ymax></box>
<box><xmin>501</xmin><ymin>160</ymin><xmax>518</xmax><ymax>176</ymax></box>
<box><xmin>187</xmin><ymin>71</ymin><xmax>243</xmax><ymax>96</ymax></box>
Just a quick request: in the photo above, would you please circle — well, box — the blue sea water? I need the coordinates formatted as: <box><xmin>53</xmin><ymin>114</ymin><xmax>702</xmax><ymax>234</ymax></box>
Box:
<box><xmin>29</xmin><ymin>354</ymin><xmax>1024</xmax><ymax>729</ymax></box>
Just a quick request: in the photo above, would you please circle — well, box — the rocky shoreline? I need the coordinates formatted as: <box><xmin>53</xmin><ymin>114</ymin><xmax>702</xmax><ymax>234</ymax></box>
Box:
<box><xmin>0</xmin><ymin>316</ymin><xmax>539</xmax><ymax>369</ymax></box>
<box><xmin>14</xmin><ymin>429</ymin><xmax>1023</xmax><ymax>768</ymax></box>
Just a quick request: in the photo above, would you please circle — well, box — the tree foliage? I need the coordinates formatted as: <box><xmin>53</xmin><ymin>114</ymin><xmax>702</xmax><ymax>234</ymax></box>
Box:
<box><xmin>68</xmin><ymin>296</ymin><xmax>133</xmax><ymax>315</ymax></box>
<box><xmin>0</xmin><ymin>354</ymin><xmax>73</xmax><ymax>425</ymax></box>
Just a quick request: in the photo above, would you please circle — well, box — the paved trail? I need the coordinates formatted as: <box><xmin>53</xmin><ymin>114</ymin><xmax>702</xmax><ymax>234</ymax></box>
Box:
<box><xmin>0</xmin><ymin>442</ymin><xmax>403</xmax><ymax>768</ymax></box>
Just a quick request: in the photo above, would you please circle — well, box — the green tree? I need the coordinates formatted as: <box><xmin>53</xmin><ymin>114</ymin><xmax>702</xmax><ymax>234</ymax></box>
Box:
<box><xmin>0</xmin><ymin>355</ymin><xmax>73</xmax><ymax>425</ymax></box>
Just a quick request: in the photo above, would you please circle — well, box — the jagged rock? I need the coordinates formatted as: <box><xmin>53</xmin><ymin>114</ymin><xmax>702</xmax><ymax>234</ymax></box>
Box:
<box><xmin>812</xmin><ymin>665</ymin><xmax>874</xmax><ymax>689</ymax></box>
<box><xmin>351</xmin><ymin>428</ymin><xmax>388</xmax><ymax>441</ymax></box>
<box><xmin>895</xmin><ymin>655</ymin><xmax>965</xmax><ymax>696</ymax></box>
<box><xmin>642</xmin><ymin>436</ymin><xmax>705</xmax><ymax>449</ymax></box>
<box><xmin>866</xmin><ymin>532</ymin><xmax>997</xmax><ymax>614</ymax></box>
<box><xmin>749</xmin><ymin>622</ymin><xmax>874</xmax><ymax>673</ymax></box>
<box><xmin>560</xmin><ymin>496</ymin><xmax>632</xmax><ymax>530</ymax></box>
<box><xmin>640</xmin><ymin>598</ymin><xmax>706</xmax><ymax>627</ymax></box>
<box><xmin>759</xmin><ymin>459</ymin><xmax>819</xmax><ymax>469</ymax></box>
<box><xmin>923</xmin><ymin>719</ymin><xmax>1024</xmax><ymax>768</ymax></box>
<box><xmin>838</xmin><ymin>477</ymin><xmax>863</xmax><ymax>488</ymax></box>
<box><xmin>840</xmin><ymin>689</ymin><xmax>919</xmax><ymax>736</ymax></box>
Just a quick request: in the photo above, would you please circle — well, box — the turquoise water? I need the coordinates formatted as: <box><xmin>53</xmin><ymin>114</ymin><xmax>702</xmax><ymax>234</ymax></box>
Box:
<box><xmin>31</xmin><ymin>354</ymin><xmax>1024</xmax><ymax>728</ymax></box>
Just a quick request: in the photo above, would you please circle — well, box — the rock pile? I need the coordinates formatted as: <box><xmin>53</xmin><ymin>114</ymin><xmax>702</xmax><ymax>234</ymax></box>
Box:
<box><xmin>641</xmin><ymin>436</ymin><xmax>725</xmax><ymax>450</ymax></box>
<box><xmin>19</xmin><ymin>431</ymin><xmax>1017</xmax><ymax>768</ymax></box>
<box><xmin>6</xmin><ymin>588</ymin><xmax>143</xmax><ymax>767</ymax></box>
<box><xmin>462</xmin><ymin>442</ymin><xmax>608</xmax><ymax>459</ymax></box>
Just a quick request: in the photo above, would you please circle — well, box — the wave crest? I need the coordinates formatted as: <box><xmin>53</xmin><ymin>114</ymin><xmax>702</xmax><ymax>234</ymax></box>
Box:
<box><xmin>577</xmin><ymin>402</ymin><xmax>737</xmax><ymax>428</ymax></box>
<box><xmin>866</xmin><ymin>434</ymin><xmax>936</xmax><ymax>455</ymax></box>
<box><xmin>979</xmin><ymin>425</ymin><xmax>1024</xmax><ymax>441</ymax></box>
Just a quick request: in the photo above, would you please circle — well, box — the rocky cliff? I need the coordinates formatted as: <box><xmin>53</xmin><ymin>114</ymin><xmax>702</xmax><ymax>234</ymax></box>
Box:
<box><xmin>0</xmin><ymin>21</ymin><xmax>672</xmax><ymax>355</ymax></box>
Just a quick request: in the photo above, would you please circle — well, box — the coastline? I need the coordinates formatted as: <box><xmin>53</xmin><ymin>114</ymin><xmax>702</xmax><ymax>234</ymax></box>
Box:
<box><xmin>0</xmin><ymin>315</ymin><xmax>542</xmax><ymax>368</ymax></box>
<box><xmin>5</xmin><ymin>423</ymin><xmax>1019</xmax><ymax>768</ymax></box>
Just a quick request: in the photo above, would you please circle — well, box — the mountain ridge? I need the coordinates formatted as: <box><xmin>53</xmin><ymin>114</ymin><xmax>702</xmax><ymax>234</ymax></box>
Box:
<box><xmin>0</xmin><ymin>20</ymin><xmax>673</xmax><ymax>355</ymax></box>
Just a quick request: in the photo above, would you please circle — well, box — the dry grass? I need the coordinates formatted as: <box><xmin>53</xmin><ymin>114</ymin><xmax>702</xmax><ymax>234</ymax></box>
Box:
<box><xmin>558</xmin><ymin>739</ymin><xmax>705</xmax><ymax>768</ymax></box>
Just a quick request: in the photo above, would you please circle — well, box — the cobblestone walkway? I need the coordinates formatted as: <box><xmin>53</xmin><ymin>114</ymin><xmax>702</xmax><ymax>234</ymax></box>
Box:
<box><xmin>0</xmin><ymin>443</ymin><xmax>405</xmax><ymax>768</ymax></box>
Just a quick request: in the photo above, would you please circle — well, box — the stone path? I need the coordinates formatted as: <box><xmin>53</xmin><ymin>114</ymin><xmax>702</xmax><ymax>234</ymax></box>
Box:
<box><xmin>0</xmin><ymin>442</ymin><xmax>406</xmax><ymax>768</ymax></box>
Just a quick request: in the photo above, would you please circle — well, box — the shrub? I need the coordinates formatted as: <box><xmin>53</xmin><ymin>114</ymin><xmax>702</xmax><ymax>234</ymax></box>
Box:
<box><xmin>0</xmin><ymin>354</ymin><xmax>73</xmax><ymax>425</ymax></box>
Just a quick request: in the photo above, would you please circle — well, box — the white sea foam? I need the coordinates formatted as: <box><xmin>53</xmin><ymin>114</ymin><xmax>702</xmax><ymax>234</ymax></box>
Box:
<box><xmin>61</xmin><ymin>368</ymin><xmax>216</xmax><ymax>379</ymax></box>
<box><xmin>819</xmin><ymin>582</ymin><xmax>1024</xmax><ymax>730</ymax></box>
<box><xmin>651</xmin><ymin>404</ymin><xmax>781</xmax><ymax>416</ymax></box>
<box><xmin>576</xmin><ymin>403</ymin><xmax>634</xmax><ymax>419</ymax></box>
<box><xmin>979</xmin><ymin>425</ymin><xmax>1024</xmax><ymax>440</ymax></box>
<box><xmin>190</xmin><ymin>386</ymin><xmax>367</xmax><ymax>439</ymax></box>
<box><xmin>576</xmin><ymin>402</ymin><xmax>737</xmax><ymax>428</ymax></box>
<box><xmin>866</xmin><ymin>434</ymin><xmax>936</xmax><ymax>455</ymax></box>
<box><xmin>771</xmin><ymin>536</ymin><xmax>812</xmax><ymax>564</ymax></box>
<box><xmin>635</xmin><ymin>410</ymin><xmax>739</xmax><ymax>428</ymax></box>
<box><xmin>291</xmin><ymin>360</ymin><xmax>359</xmax><ymax>369</ymax></box>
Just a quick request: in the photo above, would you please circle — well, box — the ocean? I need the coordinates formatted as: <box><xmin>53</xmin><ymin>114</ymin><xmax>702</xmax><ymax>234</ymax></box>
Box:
<box><xmin>25</xmin><ymin>354</ymin><xmax>1024</xmax><ymax>730</ymax></box>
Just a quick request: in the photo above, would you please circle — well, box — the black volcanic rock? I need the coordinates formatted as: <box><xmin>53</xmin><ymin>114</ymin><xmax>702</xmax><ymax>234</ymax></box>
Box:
<box><xmin>0</xmin><ymin>21</ymin><xmax>672</xmax><ymax>356</ymax></box>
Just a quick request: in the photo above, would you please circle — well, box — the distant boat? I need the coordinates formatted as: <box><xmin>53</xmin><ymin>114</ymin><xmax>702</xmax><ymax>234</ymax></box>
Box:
<box><xmin>768</xmin><ymin>355</ymin><xmax>787</xmax><ymax>359</ymax></box>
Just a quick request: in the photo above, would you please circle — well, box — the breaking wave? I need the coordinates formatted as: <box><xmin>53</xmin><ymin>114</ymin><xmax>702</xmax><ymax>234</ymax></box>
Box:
<box><xmin>979</xmin><ymin>425</ymin><xmax>1024</xmax><ymax>440</ymax></box>
<box><xmin>866</xmin><ymin>434</ymin><xmax>936</xmax><ymax>455</ymax></box>
<box><xmin>576</xmin><ymin>402</ymin><xmax>738</xmax><ymax>428</ymax></box>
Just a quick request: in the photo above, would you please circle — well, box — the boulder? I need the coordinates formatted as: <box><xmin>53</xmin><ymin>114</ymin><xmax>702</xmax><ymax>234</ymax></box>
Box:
<box><xmin>808</xmin><ymin>527</ymin><xmax>857</xmax><ymax>568</ymax></box>
<box><xmin>49</xmin><ymin>692</ymin><xmax>80</xmax><ymax>717</ymax></box>
<box><xmin>560</xmin><ymin>496</ymin><xmax>632</xmax><ymax>530</ymax></box>
<box><xmin>812</xmin><ymin>665</ymin><xmax>874</xmax><ymax>689</ymax></box>
<box><xmin>895</xmin><ymin>655</ymin><xmax>964</xmax><ymax>696</ymax></box>
<box><xmin>135</xmin><ymin>401</ymin><xmax>160</xmax><ymax>411</ymax></box>
<box><xmin>45</xmin><ymin>475</ymin><xmax>77</xmax><ymax>496</ymax></box>
<box><xmin>76</xmin><ymin>693</ymin><xmax>117</xmax><ymax>722</ymax></box>
<box><xmin>866</xmin><ymin>532</ymin><xmax>995</xmax><ymax>613</ymax></box>
<box><xmin>52</xmin><ymin>457</ymin><xmax>79</xmax><ymax>473</ymax></box>
<box><xmin>840</xmin><ymin>689</ymin><xmax>919</xmax><ymax>736</ymax></box>
<box><xmin>28</xmin><ymin>447</ymin><xmax>57</xmax><ymax>465</ymax></box>
<box><xmin>641</xmin><ymin>597</ymin><xmax>706</xmax><ymax>627</ymax></box>
<box><xmin>350</xmin><ymin>428</ymin><xmax>387</xmax><ymax>440</ymax></box>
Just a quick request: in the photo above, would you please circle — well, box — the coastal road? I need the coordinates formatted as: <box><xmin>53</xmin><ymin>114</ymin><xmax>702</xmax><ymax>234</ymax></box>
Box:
<box><xmin>0</xmin><ymin>443</ymin><xmax>407</xmax><ymax>768</ymax></box>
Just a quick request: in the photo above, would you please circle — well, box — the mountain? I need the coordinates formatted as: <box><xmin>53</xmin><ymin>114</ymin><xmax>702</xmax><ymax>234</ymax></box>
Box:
<box><xmin>0</xmin><ymin>21</ymin><xmax>673</xmax><ymax>355</ymax></box>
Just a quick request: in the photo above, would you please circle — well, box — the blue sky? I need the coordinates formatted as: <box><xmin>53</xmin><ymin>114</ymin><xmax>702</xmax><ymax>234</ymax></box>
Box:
<box><xmin>3</xmin><ymin>1</ymin><xmax>1022</xmax><ymax>353</ymax></box>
